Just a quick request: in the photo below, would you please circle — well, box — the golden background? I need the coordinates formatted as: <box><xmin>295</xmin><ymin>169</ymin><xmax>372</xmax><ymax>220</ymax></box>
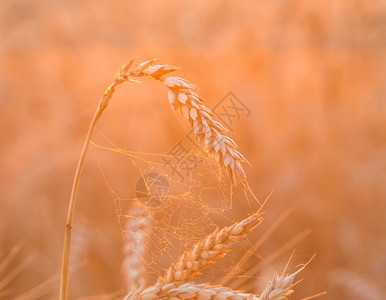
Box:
<box><xmin>0</xmin><ymin>1</ymin><xmax>385</xmax><ymax>299</ymax></box>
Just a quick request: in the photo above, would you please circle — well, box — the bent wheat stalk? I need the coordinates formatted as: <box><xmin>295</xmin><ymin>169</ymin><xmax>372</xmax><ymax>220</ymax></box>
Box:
<box><xmin>59</xmin><ymin>59</ymin><xmax>137</xmax><ymax>300</ymax></box>
<box><xmin>60</xmin><ymin>58</ymin><xmax>252</xmax><ymax>299</ymax></box>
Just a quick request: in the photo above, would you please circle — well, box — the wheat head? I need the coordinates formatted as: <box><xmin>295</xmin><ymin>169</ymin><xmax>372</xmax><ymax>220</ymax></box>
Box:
<box><xmin>119</xmin><ymin>59</ymin><xmax>250</xmax><ymax>190</ymax></box>
<box><xmin>124</xmin><ymin>282</ymin><xmax>257</xmax><ymax>300</ymax></box>
<box><xmin>124</xmin><ymin>265</ymin><xmax>307</xmax><ymax>300</ymax></box>
<box><xmin>259</xmin><ymin>262</ymin><xmax>309</xmax><ymax>300</ymax></box>
<box><xmin>158</xmin><ymin>211</ymin><xmax>264</xmax><ymax>285</ymax></box>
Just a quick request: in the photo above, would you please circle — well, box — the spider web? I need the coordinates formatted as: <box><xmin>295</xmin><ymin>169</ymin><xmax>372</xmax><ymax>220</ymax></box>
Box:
<box><xmin>90</xmin><ymin>129</ymin><xmax>262</xmax><ymax>289</ymax></box>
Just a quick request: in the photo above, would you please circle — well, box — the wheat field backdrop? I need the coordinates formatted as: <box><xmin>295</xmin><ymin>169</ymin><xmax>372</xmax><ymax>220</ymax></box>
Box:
<box><xmin>0</xmin><ymin>1</ymin><xmax>385</xmax><ymax>299</ymax></box>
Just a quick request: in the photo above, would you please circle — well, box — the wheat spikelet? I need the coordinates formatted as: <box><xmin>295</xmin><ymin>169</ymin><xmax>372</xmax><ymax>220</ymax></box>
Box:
<box><xmin>259</xmin><ymin>263</ymin><xmax>308</xmax><ymax>300</ymax></box>
<box><xmin>157</xmin><ymin>211</ymin><xmax>263</xmax><ymax>285</ymax></box>
<box><xmin>120</xmin><ymin>59</ymin><xmax>251</xmax><ymax>190</ymax></box>
<box><xmin>122</xmin><ymin>202</ymin><xmax>152</xmax><ymax>293</ymax></box>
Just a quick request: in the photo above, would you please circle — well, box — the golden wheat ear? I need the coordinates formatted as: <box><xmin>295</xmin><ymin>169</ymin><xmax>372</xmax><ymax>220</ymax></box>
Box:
<box><xmin>259</xmin><ymin>256</ymin><xmax>314</xmax><ymax>300</ymax></box>
<box><xmin>124</xmin><ymin>262</ymin><xmax>310</xmax><ymax>300</ymax></box>
<box><xmin>156</xmin><ymin>211</ymin><xmax>264</xmax><ymax>285</ymax></box>
<box><xmin>125</xmin><ymin>282</ymin><xmax>258</xmax><ymax>300</ymax></box>
<box><xmin>121</xmin><ymin>59</ymin><xmax>251</xmax><ymax>190</ymax></box>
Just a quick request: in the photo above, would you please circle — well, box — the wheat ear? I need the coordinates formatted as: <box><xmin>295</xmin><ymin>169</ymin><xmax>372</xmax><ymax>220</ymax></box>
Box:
<box><xmin>157</xmin><ymin>211</ymin><xmax>263</xmax><ymax>285</ymax></box>
<box><xmin>124</xmin><ymin>282</ymin><xmax>258</xmax><ymax>300</ymax></box>
<box><xmin>124</xmin><ymin>265</ymin><xmax>308</xmax><ymax>300</ymax></box>
<box><xmin>259</xmin><ymin>259</ymin><xmax>312</xmax><ymax>300</ymax></box>
<box><xmin>124</xmin><ymin>59</ymin><xmax>251</xmax><ymax>190</ymax></box>
<box><xmin>122</xmin><ymin>203</ymin><xmax>152</xmax><ymax>292</ymax></box>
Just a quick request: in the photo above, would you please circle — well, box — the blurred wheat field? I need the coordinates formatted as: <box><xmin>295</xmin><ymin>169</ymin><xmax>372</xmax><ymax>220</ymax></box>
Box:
<box><xmin>0</xmin><ymin>0</ymin><xmax>385</xmax><ymax>299</ymax></box>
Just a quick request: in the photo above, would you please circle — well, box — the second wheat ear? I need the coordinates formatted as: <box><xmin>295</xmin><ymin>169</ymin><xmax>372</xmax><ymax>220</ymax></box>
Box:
<box><xmin>59</xmin><ymin>58</ymin><xmax>252</xmax><ymax>299</ymax></box>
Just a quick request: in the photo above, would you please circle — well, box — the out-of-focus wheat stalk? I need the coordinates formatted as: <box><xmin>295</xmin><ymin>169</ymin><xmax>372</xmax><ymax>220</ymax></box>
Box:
<box><xmin>158</xmin><ymin>211</ymin><xmax>263</xmax><ymax>285</ymax></box>
<box><xmin>0</xmin><ymin>244</ymin><xmax>34</xmax><ymax>298</ymax></box>
<box><xmin>122</xmin><ymin>202</ymin><xmax>152</xmax><ymax>293</ymax></box>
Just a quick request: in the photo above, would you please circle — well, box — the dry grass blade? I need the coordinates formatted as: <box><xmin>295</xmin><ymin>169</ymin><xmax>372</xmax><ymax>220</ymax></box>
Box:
<box><xmin>15</xmin><ymin>261</ymin><xmax>86</xmax><ymax>300</ymax></box>
<box><xmin>0</xmin><ymin>244</ymin><xmax>34</xmax><ymax>295</ymax></box>
<box><xmin>0</xmin><ymin>243</ymin><xmax>22</xmax><ymax>274</ymax></box>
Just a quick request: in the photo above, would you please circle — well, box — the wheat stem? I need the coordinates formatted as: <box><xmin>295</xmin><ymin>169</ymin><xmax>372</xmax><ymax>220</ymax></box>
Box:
<box><xmin>59</xmin><ymin>59</ymin><xmax>136</xmax><ymax>300</ymax></box>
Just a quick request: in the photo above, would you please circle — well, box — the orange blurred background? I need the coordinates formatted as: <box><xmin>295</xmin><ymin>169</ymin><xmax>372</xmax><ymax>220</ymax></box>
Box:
<box><xmin>1</xmin><ymin>1</ymin><xmax>385</xmax><ymax>299</ymax></box>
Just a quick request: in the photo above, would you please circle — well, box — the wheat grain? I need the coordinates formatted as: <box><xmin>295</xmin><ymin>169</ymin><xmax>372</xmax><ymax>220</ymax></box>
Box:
<box><xmin>120</xmin><ymin>59</ymin><xmax>251</xmax><ymax>190</ymax></box>
<box><xmin>157</xmin><ymin>211</ymin><xmax>263</xmax><ymax>285</ymax></box>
